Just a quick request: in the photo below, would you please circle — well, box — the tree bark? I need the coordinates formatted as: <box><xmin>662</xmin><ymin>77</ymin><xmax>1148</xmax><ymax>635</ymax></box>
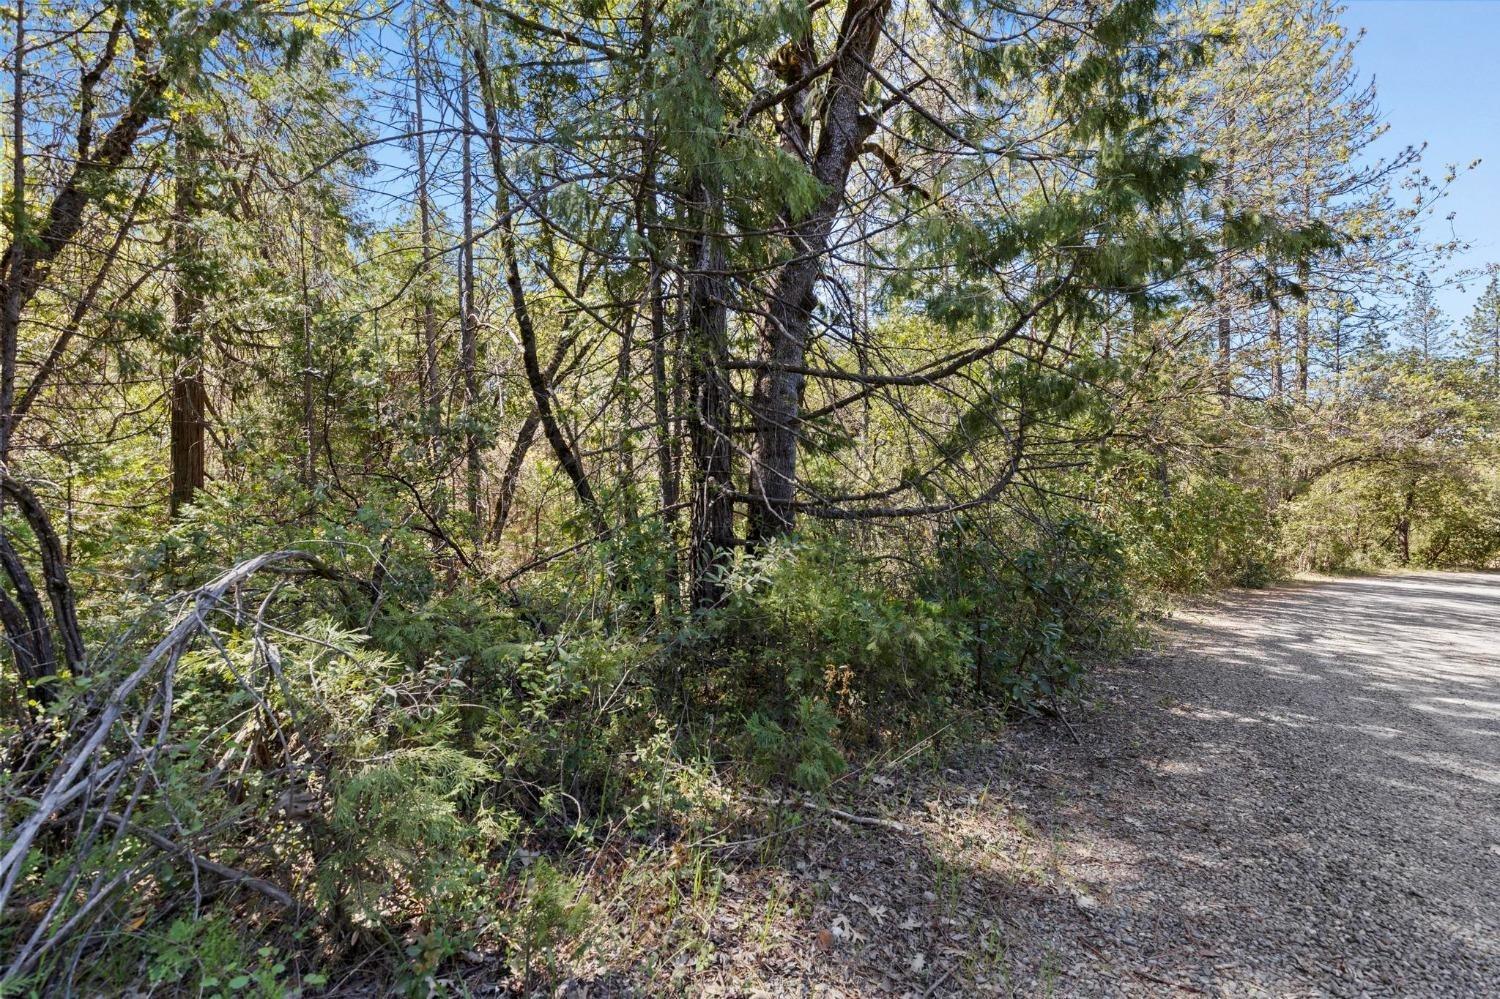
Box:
<box><xmin>459</xmin><ymin>53</ymin><xmax>481</xmax><ymax>528</ymax></box>
<box><xmin>685</xmin><ymin>180</ymin><xmax>735</xmax><ymax>608</ymax></box>
<box><xmin>1269</xmin><ymin>300</ymin><xmax>1283</xmax><ymax>398</ymax></box>
<box><xmin>1397</xmin><ymin>485</ymin><xmax>1415</xmax><ymax>566</ymax></box>
<box><xmin>2</xmin><ymin>0</ymin><xmax>24</xmax><ymax>462</ymax></box>
<box><xmin>630</xmin><ymin>0</ymin><xmax>680</xmax><ymax>603</ymax></box>
<box><xmin>746</xmin><ymin>0</ymin><xmax>889</xmax><ymax>541</ymax></box>
<box><xmin>1</xmin><ymin>473</ymin><xmax>84</xmax><ymax>672</ymax></box>
<box><xmin>1216</xmin><ymin>111</ymin><xmax>1236</xmax><ymax>402</ymax></box>
<box><xmin>169</xmin><ymin>132</ymin><xmax>206</xmax><ymax>516</ymax></box>
<box><xmin>409</xmin><ymin>7</ymin><xmax>443</xmax><ymax>491</ymax></box>
<box><xmin>297</xmin><ymin>220</ymin><xmax>317</xmax><ymax>488</ymax></box>
<box><xmin>1295</xmin><ymin>258</ymin><xmax>1310</xmax><ymax>399</ymax></box>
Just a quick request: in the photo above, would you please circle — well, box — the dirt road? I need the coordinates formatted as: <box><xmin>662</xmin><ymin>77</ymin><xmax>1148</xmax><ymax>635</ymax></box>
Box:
<box><xmin>562</xmin><ymin>573</ymin><xmax>1500</xmax><ymax>997</ymax></box>
<box><xmin>997</xmin><ymin>571</ymin><xmax>1500</xmax><ymax>996</ymax></box>
<box><xmin>659</xmin><ymin>572</ymin><xmax>1500</xmax><ymax>997</ymax></box>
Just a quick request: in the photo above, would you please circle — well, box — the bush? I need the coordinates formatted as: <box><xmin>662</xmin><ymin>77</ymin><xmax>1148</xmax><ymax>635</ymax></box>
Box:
<box><xmin>745</xmin><ymin>696</ymin><xmax>846</xmax><ymax>793</ymax></box>
<box><xmin>1106</xmin><ymin>465</ymin><xmax>1281</xmax><ymax>593</ymax></box>
<box><xmin>926</xmin><ymin>516</ymin><xmax>1135</xmax><ymax>709</ymax></box>
<box><xmin>700</xmin><ymin>534</ymin><xmax>969</xmax><ymax>742</ymax></box>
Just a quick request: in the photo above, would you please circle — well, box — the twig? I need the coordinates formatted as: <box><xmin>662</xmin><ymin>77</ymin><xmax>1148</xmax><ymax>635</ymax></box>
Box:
<box><xmin>1047</xmin><ymin>694</ymin><xmax>1083</xmax><ymax>745</ymax></box>
<box><xmin>742</xmin><ymin>793</ymin><xmax>914</xmax><ymax>835</ymax></box>
<box><xmin>921</xmin><ymin>966</ymin><xmax>956</xmax><ymax>997</ymax></box>
<box><xmin>96</xmin><ymin>810</ymin><xmax>294</xmax><ymax>908</ymax></box>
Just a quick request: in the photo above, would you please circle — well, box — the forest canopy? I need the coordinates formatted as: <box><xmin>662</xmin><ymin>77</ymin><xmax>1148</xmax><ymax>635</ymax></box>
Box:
<box><xmin>1</xmin><ymin>0</ymin><xmax>1496</xmax><ymax>991</ymax></box>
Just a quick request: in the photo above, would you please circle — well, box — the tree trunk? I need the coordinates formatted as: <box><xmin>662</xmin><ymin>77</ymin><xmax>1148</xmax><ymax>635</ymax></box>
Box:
<box><xmin>410</xmin><ymin>8</ymin><xmax>442</xmax><ymax>477</ymax></box>
<box><xmin>169</xmin><ymin>371</ymin><xmax>207</xmax><ymax>514</ymax></box>
<box><xmin>1269</xmin><ymin>301</ymin><xmax>1283</xmax><ymax>398</ymax></box>
<box><xmin>489</xmin><ymin>340</ymin><xmax>577</xmax><ymax>541</ymax></box>
<box><xmin>1216</xmin><ymin>116</ymin><xmax>1236</xmax><ymax>402</ymax></box>
<box><xmin>0</xmin><ymin>48</ymin><xmax>172</xmax><ymax>420</ymax></box>
<box><xmin>1</xmin><ymin>0</ymin><xmax>23</xmax><ymax>462</ymax></box>
<box><xmin>746</xmin><ymin>0</ymin><xmax>889</xmax><ymax>541</ymax></box>
<box><xmin>459</xmin><ymin>55</ymin><xmax>480</xmax><ymax>528</ymax></box>
<box><xmin>685</xmin><ymin>180</ymin><xmax>735</xmax><ymax>608</ymax></box>
<box><xmin>297</xmin><ymin>221</ymin><xmax>317</xmax><ymax>488</ymax></box>
<box><xmin>169</xmin><ymin>132</ymin><xmax>206</xmax><ymax>516</ymax></box>
<box><xmin>1295</xmin><ymin>258</ymin><xmax>1310</xmax><ymax>399</ymax></box>
<box><xmin>635</xmin><ymin>0</ymin><xmax>680</xmax><ymax>604</ymax></box>
<box><xmin>472</xmin><ymin>33</ymin><xmax>605</xmax><ymax>535</ymax></box>
<box><xmin>1397</xmin><ymin>486</ymin><xmax>1415</xmax><ymax>566</ymax></box>
<box><xmin>1295</xmin><ymin>156</ymin><xmax>1313</xmax><ymax>399</ymax></box>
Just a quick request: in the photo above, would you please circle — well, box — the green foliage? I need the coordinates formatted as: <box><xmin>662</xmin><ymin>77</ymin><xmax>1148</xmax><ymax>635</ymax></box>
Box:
<box><xmin>745</xmin><ymin>696</ymin><xmax>846</xmax><ymax>793</ymax></box>
<box><xmin>1106</xmin><ymin>462</ymin><xmax>1281</xmax><ymax>593</ymax></box>
<box><xmin>926</xmin><ymin>517</ymin><xmax>1135</xmax><ymax>708</ymax></box>
<box><xmin>502</xmin><ymin>859</ymin><xmax>591</xmax><ymax>985</ymax></box>
<box><xmin>1277</xmin><ymin>354</ymin><xmax>1500</xmax><ymax>573</ymax></box>
<box><xmin>705</xmin><ymin>535</ymin><xmax>969</xmax><ymax>738</ymax></box>
<box><xmin>11</xmin><ymin>0</ymin><xmax>1500</xmax><ymax>994</ymax></box>
<box><xmin>146</xmin><ymin>914</ymin><xmax>310</xmax><ymax>998</ymax></box>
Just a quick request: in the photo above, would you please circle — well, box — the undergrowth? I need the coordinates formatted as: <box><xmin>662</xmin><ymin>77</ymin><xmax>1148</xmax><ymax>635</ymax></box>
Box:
<box><xmin>0</xmin><ymin>510</ymin><xmax>1222</xmax><ymax>995</ymax></box>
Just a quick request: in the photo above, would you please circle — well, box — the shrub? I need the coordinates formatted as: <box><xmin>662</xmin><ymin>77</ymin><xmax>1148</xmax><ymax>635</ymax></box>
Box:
<box><xmin>926</xmin><ymin>516</ymin><xmax>1134</xmax><ymax>709</ymax></box>
<box><xmin>745</xmin><ymin>696</ymin><xmax>846</xmax><ymax>793</ymax></box>
<box><xmin>701</xmin><ymin>534</ymin><xmax>969</xmax><ymax>741</ymax></box>
<box><xmin>1107</xmin><ymin>467</ymin><xmax>1281</xmax><ymax>593</ymax></box>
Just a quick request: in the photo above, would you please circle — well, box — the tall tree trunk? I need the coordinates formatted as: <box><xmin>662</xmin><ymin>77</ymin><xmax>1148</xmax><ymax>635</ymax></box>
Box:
<box><xmin>1330</xmin><ymin>312</ymin><xmax>1344</xmax><ymax>386</ymax></box>
<box><xmin>685</xmin><ymin>180</ymin><xmax>734</xmax><ymax>608</ymax></box>
<box><xmin>1</xmin><ymin>0</ymin><xmax>23</xmax><ymax>463</ymax></box>
<box><xmin>1216</xmin><ymin>112</ymin><xmax>1236</xmax><ymax>402</ymax></box>
<box><xmin>168</xmin><ymin>368</ymin><xmax>207</xmax><ymax>514</ymax></box>
<box><xmin>1295</xmin><ymin>258</ymin><xmax>1310</xmax><ymax>400</ymax></box>
<box><xmin>1217</xmin><ymin>256</ymin><xmax>1233</xmax><ymax>399</ymax></box>
<box><xmin>746</xmin><ymin>0</ymin><xmax>889</xmax><ymax>541</ymax></box>
<box><xmin>410</xmin><ymin>7</ymin><xmax>442</xmax><ymax>474</ymax></box>
<box><xmin>459</xmin><ymin>59</ymin><xmax>480</xmax><ymax>528</ymax></box>
<box><xmin>648</xmin><ymin>260</ymin><xmax>678</xmax><ymax>589</ymax></box>
<box><xmin>297</xmin><ymin>220</ymin><xmax>317</xmax><ymax>488</ymax></box>
<box><xmin>169</xmin><ymin>131</ymin><xmax>206</xmax><ymax>516</ymax></box>
<box><xmin>632</xmin><ymin>0</ymin><xmax>680</xmax><ymax>604</ymax></box>
<box><xmin>1295</xmin><ymin>157</ymin><xmax>1313</xmax><ymax>399</ymax></box>
<box><xmin>1269</xmin><ymin>300</ymin><xmax>1283</xmax><ymax>398</ymax></box>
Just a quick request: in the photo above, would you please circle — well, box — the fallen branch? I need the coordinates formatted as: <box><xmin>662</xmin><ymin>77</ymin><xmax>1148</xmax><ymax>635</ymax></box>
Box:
<box><xmin>0</xmin><ymin>551</ymin><xmax>331</xmax><ymax>930</ymax></box>
<box><xmin>97</xmin><ymin>810</ymin><xmax>295</xmax><ymax>909</ymax></box>
<box><xmin>742</xmin><ymin>793</ymin><xmax>914</xmax><ymax>835</ymax></box>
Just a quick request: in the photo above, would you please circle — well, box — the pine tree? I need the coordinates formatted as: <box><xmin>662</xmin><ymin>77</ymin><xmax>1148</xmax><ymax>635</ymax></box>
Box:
<box><xmin>1461</xmin><ymin>271</ymin><xmax>1500</xmax><ymax>378</ymax></box>
<box><xmin>1180</xmin><ymin>0</ymin><xmax>1426</xmax><ymax>400</ymax></box>
<box><xmin>1404</xmin><ymin>272</ymin><xmax>1449</xmax><ymax>360</ymax></box>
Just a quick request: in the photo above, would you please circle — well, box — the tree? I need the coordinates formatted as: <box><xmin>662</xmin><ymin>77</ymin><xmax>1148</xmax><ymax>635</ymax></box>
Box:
<box><xmin>168</xmin><ymin>125</ymin><xmax>207</xmax><ymax>516</ymax></box>
<box><xmin>1404</xmin><ymin>272</ymin><xmax>1448</xmax><ymax>360</ymax></box>
<box><xmin>1461</xmin><ymin>270</ymin><xmax>1500</xmax><ymax>378</ymax></box>
<box><xmin>0</xmin><ymin>0</ymin><xmax>255</xmax><ymax>689</ymax></box>
<box><xmin>1178</xmin><ymin>0</ymin><xmax>1431</xmax><ymax>402</ymax></box>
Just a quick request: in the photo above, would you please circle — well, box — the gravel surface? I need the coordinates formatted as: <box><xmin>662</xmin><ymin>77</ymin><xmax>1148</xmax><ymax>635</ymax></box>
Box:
<box><xmin>553</xmin><ymin>572</ymin><xmax>1500</xmax><ymax>997</ymax></box>
<box><xmin>989</xmin><ymin>571</ymin><xmax>1500</xmax><ymax>997</ymax></box>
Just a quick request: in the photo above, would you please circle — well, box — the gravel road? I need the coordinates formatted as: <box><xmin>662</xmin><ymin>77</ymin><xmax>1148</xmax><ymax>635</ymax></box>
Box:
<box><xmin>995</xmin><ymin>571</ymin><xmax>1500</xmax><ymax>996</ymax></box>
<box><xmin>563</xmin><ymin>573</ymin><xmax>1500</xmax><ymax>997</ymax></box>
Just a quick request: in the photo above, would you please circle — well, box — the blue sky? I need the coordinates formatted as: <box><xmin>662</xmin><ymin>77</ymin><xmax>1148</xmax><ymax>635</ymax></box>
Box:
<box><xmin>1339</xmin><ymin>0</ymin><xmax>1500</xmax><ymax>320</ymax></box>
